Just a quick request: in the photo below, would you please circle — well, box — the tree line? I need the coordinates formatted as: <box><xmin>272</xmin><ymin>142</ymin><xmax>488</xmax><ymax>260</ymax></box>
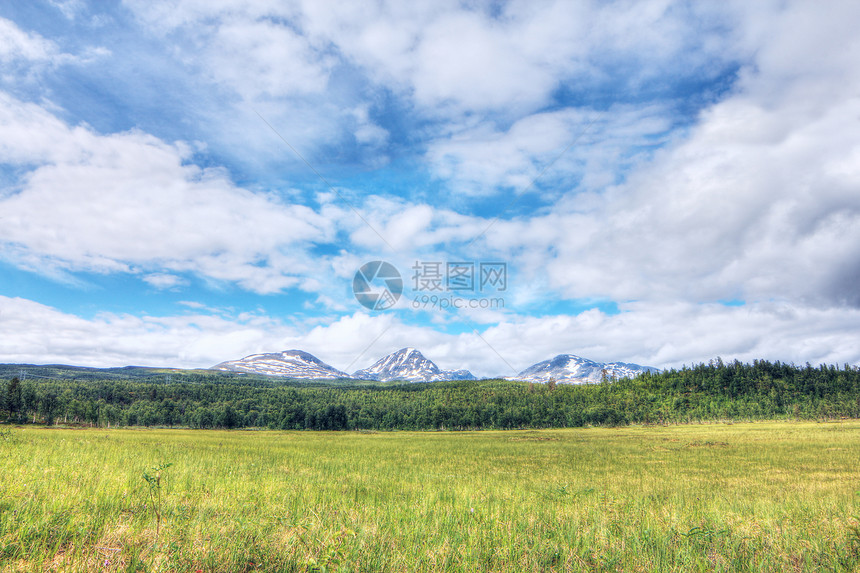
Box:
<box><xmin>2</xmin><ymin>358</ymin><xmax>859</xmax><ymax>430</ymax></box>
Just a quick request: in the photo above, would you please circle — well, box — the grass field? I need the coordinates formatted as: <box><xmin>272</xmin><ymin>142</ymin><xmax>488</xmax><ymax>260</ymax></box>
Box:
<box><xmin>1</xmin><ymin>422</ymin><xmax>859</xmax><ymax>572</ymax></box>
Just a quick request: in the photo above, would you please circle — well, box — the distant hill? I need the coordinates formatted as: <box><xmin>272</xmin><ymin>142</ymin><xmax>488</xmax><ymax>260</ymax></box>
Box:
<box><xmin>211</xmin><ymin>350</ymin><xmax>351</xmax><ymax>379</ymax></box>
<box><xmin>0</xmin><ymin>363</ymin><xmax>195</xmax><ymax>381</ymax></box>
<box><xmin>508</xmin><ymin>354</ymin><xmax>660</xmax><ymax>384</ymax></box>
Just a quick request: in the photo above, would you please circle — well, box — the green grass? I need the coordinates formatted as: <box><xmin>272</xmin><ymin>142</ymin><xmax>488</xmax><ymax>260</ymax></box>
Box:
<box><xmin>1</xmin><ymin>422</ymin><xmax>859</xmax><ymax>572</ymax></box>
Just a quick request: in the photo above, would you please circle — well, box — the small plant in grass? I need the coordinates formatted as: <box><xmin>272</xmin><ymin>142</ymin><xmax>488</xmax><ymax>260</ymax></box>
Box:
<box><xmin>847</xmin><ymin>491</ymin><xmax>860</xmax><ymax>560</ymax></box>
<box><xmin>142</xmin><ymin>462</ymin><xmax>172</xmax><ymax>536</ymax></box>
<box><xmin>301</xmin><ymin>526</ymin><xmax>357</xmax><ymax>573</ymax></box>
<box><xmin>849</xmin><ymin>515</ymin><xmax>860</xmax><ymax>558</ymax></box>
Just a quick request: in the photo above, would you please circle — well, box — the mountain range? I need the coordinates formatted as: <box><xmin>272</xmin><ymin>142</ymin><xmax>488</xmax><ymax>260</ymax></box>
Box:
<box><xmin>212</xmin><ymin>348</ymin><xmax>659</xmax><ymax>384</ymax></box>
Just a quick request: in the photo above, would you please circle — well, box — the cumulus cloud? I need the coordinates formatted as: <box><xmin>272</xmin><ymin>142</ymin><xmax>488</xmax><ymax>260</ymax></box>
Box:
<box><xmin>296</xmin><ymin>0</ymin><xmax>740</xmax><ymax>116</ymax></box>
<box><xmin>121</xmin><ymin>0</ymin><xmax>740</xmax><ymax>159</ymax></box>
<box><xmin>307</xmin><ymin>0</ymin><xmax>860</xmax><ymax>315</ymax></box>
<box><xmin>0</xmin><ymin>15</ymin><xmax>107</xmax><ymax>77</ymax></box>
<box><xmin>0</xmin><ymin>92</ymin><xmax>335</xmax><ymax>293</ymax></box>
<box><xmin>121</xmin><ymin>0</ymin><xmax>393</xmax><ymax>171</ymax></box>
<box><xmin>480</xmin><ymin>301</ymin><xmax>860</xmax><ymax>373</ymax></box>
<box><xmin>459</xmin><ymin>0</ymin><xmax>860</xmax><ymax>309</ymax></box>
<box><xmin>3</xmin><ymin>295</ymin><xmax>859</xmax><ymax>375</ymax></box>
<box><xmin>0</xmin><ymin>295</ymin><xmax>292</xmax><ymax>367</ymax></box>
<box><xmin>194</xmin><ymin>16</ymin><xmax>333</xmax><ymax>100</ymax></box>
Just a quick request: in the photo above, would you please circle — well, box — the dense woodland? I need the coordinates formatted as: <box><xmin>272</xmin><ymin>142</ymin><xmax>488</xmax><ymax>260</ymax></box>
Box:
<box><xmin>2</xmin><ymin>359</ymin><xmax>859</xmax><ymax>430</ymax></box>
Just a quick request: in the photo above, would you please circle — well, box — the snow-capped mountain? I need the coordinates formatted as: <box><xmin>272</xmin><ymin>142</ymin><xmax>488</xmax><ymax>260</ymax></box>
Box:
<box><xmin>352</xmin><ymin>347</ymin><xmax>476</xmax><ymax>383</ymax></box>
<box><xmin>510</xmin><ymin>354</ymin><xmax>659</xmax><ymax>385</ymax></box>
<box><xmin>212</xmin><ymin>350</ymin><xmax>350</xmax><ymax>379</ymax></box>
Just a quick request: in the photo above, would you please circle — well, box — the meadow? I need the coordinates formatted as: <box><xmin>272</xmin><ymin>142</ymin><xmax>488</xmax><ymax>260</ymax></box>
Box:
<box><xmin>1</xmin><ymin>422</ymin><xmax>859</xmax><ymax>572</ymax></box>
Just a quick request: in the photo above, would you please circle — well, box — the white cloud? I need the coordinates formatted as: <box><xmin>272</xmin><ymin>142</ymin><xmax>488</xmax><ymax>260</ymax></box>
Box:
<box><xmin>349</xmin><ymin>104</ymin><xmax>388</xmax><ymax>146</ymax></box>
<box><xmin>425</xmin><ymin>105</ymin><xmax>674</xmax><ymax>195</ymax></box>
<box><xmin>454</xmin><ymin>0</ymin><xmax>860</xmax><ymax>308</ymax></box>
<box><xmin>0</xmin><ymin>295</ymin><xmax>292</xmax><ymax>367</ymax></box>
<box><xmin>0</xmin><ymin>92</ymin><xmax>335</xmax><ymax>294</ymax></box>
<box><xmin>178</xmin><ymin>300</ymin><xmax>207</xmax><ymax>310</ymax></box>
<box><xmin>124</xmin><ymin>0</ymin><xmax>741</xmax><ymax>117</ymax></box>
<box><xmin>50</xmin><ymin>0</ymin><xmax>87</xmax><ymax>21</ymax></box>
<box><xmin>204</xmin><ymin>17</ymin><xmax>333</xmax><ymax>99</ymax></box>
<box><xmin>297</xmin><ymin>0</ymin><xmax>739</xmax><ymax>117</ymax></box>
<box><xmin>409</xmin><ymin>9</ymin><xmax>557</xmax><ymax>111</ymax></box>
<box><xmin>479</xmin><ymin>301</ymin><xmax>860</xmax><ymax>373</ymax></box>
<box><xmin>0</xmin><ymin>17</ymin><xmax>58</xmax><ymax>63</ymax></box>
<box><xmin>0</xmin><ymin>16</ymin><xmax>106</xmax><ymax>75</ymax></box>
<box><xmin>143</xmin><ymin>273</ymin><xmax>188</xmax><ymax>290</ymax></box>
<box><xmin>120</xmin><ymin>0</ymin><xmax>397</xmax><ymax>174</ymax></box>
<box><xmin>112</xmin><ymin>0</ymin><xmax>744</xmax><ymax>201</ymax></box>
<box><xmin>347</xmin><ymin>201</ymin><xmax>493</xmax><ymax>261</ymax></box>
<box><xmin>123</xmin><ymin>1</ymin><xmax>333</xmax><ymax>100</ymax></box>
<box><xmin>315</xmin><ymin>0</ymin><xmax>860</xmax><ymax>321</ymax></box>
<box><xmin>3</xmin><ymin>295</ymin><xmax>859</xmax><ymax>376</ymax></box>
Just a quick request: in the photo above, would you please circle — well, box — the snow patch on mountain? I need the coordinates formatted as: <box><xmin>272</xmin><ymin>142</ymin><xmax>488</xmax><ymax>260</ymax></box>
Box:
<box><xmin>353</xmin><ymin>347</ymin><xmax>476</xmax><ymax>382</ymax></box>
<box><xmin>211</xmin><ymin>350</ymin><xmax>349</xmax><ymax>379</ymax></box>
<box><xmin>509</xmin><ymin>354</ymin><xmax>659</xmax><ymax>385</ymax></box>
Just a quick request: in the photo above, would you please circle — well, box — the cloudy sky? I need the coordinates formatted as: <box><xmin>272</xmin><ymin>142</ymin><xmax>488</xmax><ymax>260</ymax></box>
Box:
<box><xmin>1</xmin><ymin>0</ymin><xmax>859</xmax><ymax>377</ymax></box>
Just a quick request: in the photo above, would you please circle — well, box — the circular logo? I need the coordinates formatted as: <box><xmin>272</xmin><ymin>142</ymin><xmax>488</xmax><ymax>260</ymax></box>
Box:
<box><xmin>353</xmin><ymin>261</ymin><xmax>403</xmax><ymax>311</ymax></box>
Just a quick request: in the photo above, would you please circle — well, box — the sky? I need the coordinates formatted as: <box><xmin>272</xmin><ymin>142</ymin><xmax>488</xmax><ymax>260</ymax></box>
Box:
<box><xmin>0</xmin><ymin>0</ymin><xmax>859</xmax><ymax>378</ymax></box>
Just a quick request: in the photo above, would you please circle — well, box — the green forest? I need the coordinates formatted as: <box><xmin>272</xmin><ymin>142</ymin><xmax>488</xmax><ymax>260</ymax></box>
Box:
<box><xmin>2</xmin><ymin>359</ymin><xmax>859</xmax><ymax>430</ymax></box>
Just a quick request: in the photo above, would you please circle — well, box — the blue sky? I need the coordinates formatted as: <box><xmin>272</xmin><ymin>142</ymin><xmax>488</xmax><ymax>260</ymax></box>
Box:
<box><xmin>1</xmin><ymin>1</ymin><xmax>859</xmax><ymax>377</ymax></box>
